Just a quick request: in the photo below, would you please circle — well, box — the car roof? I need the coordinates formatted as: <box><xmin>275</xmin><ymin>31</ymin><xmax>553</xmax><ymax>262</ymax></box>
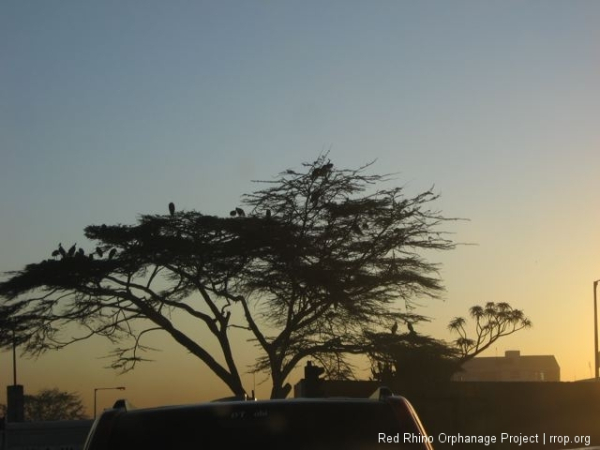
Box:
<box><xmin>108</xmin><ymin>386</ymin><xmax>397</xmax><ymax>413</ymax></box>
<box><xmin>86</xmin><ymin>391</ymin><xmax>432</xmax><ymax>450</ymax></box>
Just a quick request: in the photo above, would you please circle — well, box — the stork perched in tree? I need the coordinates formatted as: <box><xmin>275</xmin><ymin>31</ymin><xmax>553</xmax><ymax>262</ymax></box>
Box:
<box><xmin>235</xmin><ymin>207</ymin><xmax>245</xmax><ymax>217</ymax></box>
<box><xmin>406</xmin><ymin>321</ymin><xmax>416</xmax><ymax>337</ymax></box>
<box><xmin>58</xmin><ymin>243</ymin><xmax>66</xmax><ymax>258</ymax></box>
<box><xmin>68</xmin><ymin>244</ymin><xmax>77</xmax><ymax>257</ymax></box>
<box><xmin>108</xmin><ymin>248</ymin><xmax>117</xmax><ymax>260</ymax></box>
<box><xmin>310</xmin><ymin>166</ymin><xmax>324</xmax><ymax>180</ymax></box>
<box><xmin>309</xmin><ymin>191</ymin><xmax>320</xmax><ymax>205</ymax></box>
<box><xmin>310</xmin><ymin>161</ymin><xmax>333</xmax><ymax>180</ymax></box>
<box><xmin>168</xmin><ymin>202</ymin><xmax>175</xmax><ymax>217</ymax></box>
<box><xmin>351</xmin><ymin>222</ymin><xmax>363</xmax><ymax>235</ymax></box>
<box><xmin>391</xmin><ymin>321</ymin><xmax>398</xmax><ymax>335</ymax></box>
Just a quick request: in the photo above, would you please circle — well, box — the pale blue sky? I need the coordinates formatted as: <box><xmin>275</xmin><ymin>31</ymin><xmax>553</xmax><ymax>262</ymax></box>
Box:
<box><xmin>1</xmin><ymin>1</ymin><xmax>600</xmax><ymax>410</ymax></box>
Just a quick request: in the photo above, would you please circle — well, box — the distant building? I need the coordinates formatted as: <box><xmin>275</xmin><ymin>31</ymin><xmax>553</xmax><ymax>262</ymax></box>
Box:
<box><xmin>453</xmin><ymin>350</ymin><xmax>560</xmax><ymax>382</ymax></box>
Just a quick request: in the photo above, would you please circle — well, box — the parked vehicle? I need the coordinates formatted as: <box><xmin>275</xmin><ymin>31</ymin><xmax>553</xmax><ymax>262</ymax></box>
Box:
<box><xmin>83</xmin><ymin>388</ymin><xmax>434</xmax><ymax>449</ymax></box>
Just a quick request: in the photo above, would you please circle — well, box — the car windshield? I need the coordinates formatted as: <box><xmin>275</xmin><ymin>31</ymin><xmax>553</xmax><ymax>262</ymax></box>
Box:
<box><xmin>108</xmin><ymin>401</ymin><xmax>426</xmax><ymax>450</ymax></box>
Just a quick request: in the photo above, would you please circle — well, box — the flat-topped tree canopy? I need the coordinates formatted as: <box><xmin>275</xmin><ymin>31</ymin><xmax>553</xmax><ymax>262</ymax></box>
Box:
<box><xmin>0</xmin><ymin>155</ymin><xmax>458</xmax><ymax>398</ymax></box>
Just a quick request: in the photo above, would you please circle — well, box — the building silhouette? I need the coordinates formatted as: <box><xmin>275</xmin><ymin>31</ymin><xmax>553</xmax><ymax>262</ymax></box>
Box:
<box><xmin>453</xmin><ymin>350</ymin><xmax>560</xmax><ymax>382</ymax></box>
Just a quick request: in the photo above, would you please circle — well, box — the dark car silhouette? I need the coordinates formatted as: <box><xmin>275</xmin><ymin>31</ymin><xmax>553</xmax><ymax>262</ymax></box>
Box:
<box><xmin>83</xmin><ymin>388</ymin><xmax>434</xmax><ymax>450</ymax></box>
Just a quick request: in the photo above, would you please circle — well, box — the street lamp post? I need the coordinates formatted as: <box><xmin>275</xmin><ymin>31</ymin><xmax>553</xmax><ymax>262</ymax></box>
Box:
<box><xmin>12</xmin><ymin>325</ymin><xmax>17</xmax><ymax>386</ymax></box>
<box><xmin>94</xmin><ymin>386</ymin><xmax>126</xmax><ymax>419</ymax></box>
<box><xmin>595</xmin><ymin>280</ymin><xmax>600</xmax><ymax>380</ymax></box>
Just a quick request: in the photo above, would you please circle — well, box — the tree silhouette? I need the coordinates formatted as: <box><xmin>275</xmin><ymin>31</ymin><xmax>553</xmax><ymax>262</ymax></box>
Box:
<box><xmin>368</xmin><ymin>302</ymin><xmax>532</xmax><ymax>389</ymax></box>
<box><xmin>448</xmin><ymin>301</ymin><xmax>532</xmax><ymax>361</ymax></box>
<box><xmin>0</xmin><ymin>388</ymin><xmax>87</xmax><ymax>421</ymax></box>
<box><xmin>368</xmin><ymin>331</ymin><xmax>461</xmax><ymax>388</ymax></box>
<box><xmin>0</xmin><ymin>156</ymin><xmax>457</xmax><ymax>398</ymax></box>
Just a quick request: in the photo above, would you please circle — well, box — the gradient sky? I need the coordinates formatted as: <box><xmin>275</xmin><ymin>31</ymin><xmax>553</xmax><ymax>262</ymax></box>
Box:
<box><xmin>1</xmin><ymin>0</ymin><xmax>600</xmax><ymax>416</ymax></box>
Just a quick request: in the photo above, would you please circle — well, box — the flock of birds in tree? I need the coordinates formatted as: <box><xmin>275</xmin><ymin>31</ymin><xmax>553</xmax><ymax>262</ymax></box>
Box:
<box><xmin>167</xmin><ymin>201</ymin><xmax>272</xmax><ymax>220</ymax></box>
<box><xmin>165</xmin><ymin>163</ymin><xmax>333</xmax><ymax>222</ymax></box>
<box><xmin>228</xmin><ymin>207</ymin><xmax>272</xmax><ymax>219</ymax></box>
<box><xmin>49</xmin><ymin>173</ymin><xmax>336</xmax><ymax>263</ymax></box>
<box><xmin>51</xmin><ymin>242</ymin><xmax>117</xmax><ymax>261</ymax></box>
<box><xmin>50</xmin><ymin>199</ymin><xmax>179</xmax><ymax>261</ymax></box>
<box><xmin>50</xmin><ymin>162</ymin><xmax>340</xmax><ymax>263</ymax></box>
<box><xmin>168</xmin><ymin>201</ymin><xmax>253</xmax><ymax>219</ymax></box>
<box><xmin>390</xmin><ymin>320</ymin><xmax>417</xmax><ymax>336</ymax></box>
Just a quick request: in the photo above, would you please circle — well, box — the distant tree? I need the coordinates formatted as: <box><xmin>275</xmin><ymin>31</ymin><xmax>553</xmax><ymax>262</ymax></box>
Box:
<box><xmin>368</xmin><ymin>302</ymin><xmax>532</xmax><ymax>388</ymax></box>
<box><xmin>0</xmin><ymin>155</ymin><xmax>457</xmax><ymax>398</ymax></box>
<box><xmin>0</xmin><ymin>388</ymin><xmax>87</xmax><ymax>421</ymax></box>
<box><xmin>367</xmin><ymin>323</ymin><xmax>462</xmax><ymax>388</ymax></box>
<box><xmin>449</xmin><ymin>302</ymin><xmax>532</xmax><ymax>362</ymax></box>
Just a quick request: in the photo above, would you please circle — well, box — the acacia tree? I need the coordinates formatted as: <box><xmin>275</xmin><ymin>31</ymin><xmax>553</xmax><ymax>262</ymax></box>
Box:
<box><xmin>0</xmin><ymin>156</ymin><xmax>457</xmax><ymax>398</ymax></box>
<box><xmin>367</xmin><ymin>329</ymin><xmax>461</xmax><ymax>388</ymax></box>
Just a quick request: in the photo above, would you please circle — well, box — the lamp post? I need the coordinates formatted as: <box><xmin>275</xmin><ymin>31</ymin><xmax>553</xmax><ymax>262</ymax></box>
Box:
<box><xmin>595</xmin><ymin>280</ymin><xmax>600</xmax><ymax>380</ymax></box>
<box><xmin>12</xmin><ymin>323</ymin><xmax>17</xmax><ymax>386</ymax></box>
<box><xmin>94</xmin><ymin>386</ymin><xmax>126</xmax><ymax>419</ymax></box>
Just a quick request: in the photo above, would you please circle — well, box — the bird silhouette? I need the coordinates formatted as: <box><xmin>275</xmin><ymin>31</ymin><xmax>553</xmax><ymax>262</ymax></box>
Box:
<box><xmin>230</xmin><ymin>210</ymin><xmax>237</xmax><ymax>217</ymax></box>
<box><xmin>310</xmin><ymin>167</ymin><xmax>324</xmax><ymax>180</ymax></box>
<box><xmin>58</xmin><ymin>243</ymin><xmax>66</xmax><ymax>258</ymax></box>
<box><xmin>311</xmin><ymin>162</ymin><xmax>333</xmax><ymax>180</ymax></box>
<box><xmin>235</xmin><ymin>207</ymin><xmax>245</xmax><ymax>217</ymax></box>
<box><xmin>77</xmin><ymin>248</ymin><xmax>85</xmax><ymax>258</ymax></box>
<box><xmin>169</xmin><ymin>202</ymin><xmax>175</xmax><ymax>217</ymax></box>
<box><xmin>68</xmin><ymin>244</ymin><xmax>77</xmax><ymax>257</ymax></box>
<box><xmin>406</xmin><ymin>321</ymin><xmax>416</xmax><ymax>336</ymax></box>
<box><xmin>108</xmin><ymin>248</ymin><xmax>117</xmax><ymax>259</ymax></box>
<box><xmin>391</xmin><ymin>322</ymin><xmax>398</xmax><ymax>335</ymax></box>
<box><xmin>51</xmin><ymin>249</ymin><xmax>60</xmax><ymax>258</ymax></box>
<box><xmin>351</xmin><ymin>222</ymin><xmax>363</xmax><ymax>235</ymax></box>
<box><xmin>96</xmin><ymin>247</ymin><xmax>104</xmax><ymax>258</ymax></box>
<box><xmin>310</xmin><ymin>191</ymin><xmax>320</xmax><ymax>205</ymax></box>
<box><xmin>265</xmin><ymin>209</ymin><xmax>271</xmax><ymax>219</ymax></box>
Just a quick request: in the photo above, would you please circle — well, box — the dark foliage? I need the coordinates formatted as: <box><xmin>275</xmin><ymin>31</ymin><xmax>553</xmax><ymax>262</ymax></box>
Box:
<box><xmin>368</xmin><ymin>329</ymin><xmax>461</xmax><ymax>389</ymax></box>
<box><xmin>0</xmin><ymin>388</ymin><xmax>87</xmax><ymax>421</ymax></box>
<box><xmin>368</xmin><ymin>302</ymin><xmax>532</xmax><ymax>390</ymax></box>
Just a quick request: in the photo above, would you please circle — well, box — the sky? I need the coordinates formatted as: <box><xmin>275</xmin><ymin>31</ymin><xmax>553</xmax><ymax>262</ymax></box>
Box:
<box><xmin>1</xmin><ymin>0</ymin><xmax>600</xmax><ymax>416</ymax></box>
